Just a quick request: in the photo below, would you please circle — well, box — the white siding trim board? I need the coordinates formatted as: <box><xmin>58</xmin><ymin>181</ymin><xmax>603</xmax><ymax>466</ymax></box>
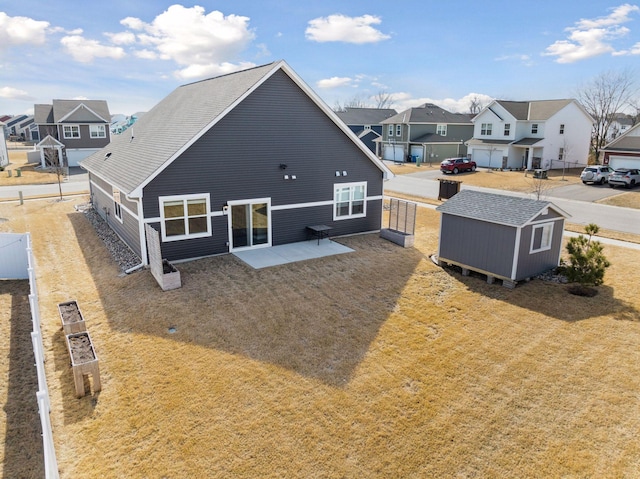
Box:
<box><xmin>89</xmin><ymin>178</ymin><xmax>139</xmax><ymax>220</ymax></box>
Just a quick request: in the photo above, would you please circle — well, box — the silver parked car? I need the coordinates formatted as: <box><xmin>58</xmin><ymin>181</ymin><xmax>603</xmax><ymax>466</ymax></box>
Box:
<box><xmin>608</xmin><ymin>168</ymin><xmax>640</xmax><ymax>188</ymax></box>
<box><xmin>580</xmin><ymin>165</ymin><xmax>611</xmax><ymax>185</ymax></box>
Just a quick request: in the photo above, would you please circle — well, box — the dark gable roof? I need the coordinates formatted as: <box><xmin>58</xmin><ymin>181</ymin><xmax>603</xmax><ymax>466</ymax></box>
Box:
<box><xmin>81</xmin><ymin>61</ymin><xmax>392</xmax><ymax>196</ymax></box>
<box><xmin>436</xmin><ymin>190</ymin><xmax>568</xmax><ymax>226</ymax></box>
<box><xmin>603</xmin><ymin>123</ymin><xmax>640</xmax><ymax>153</ymax></box>
<box><xmin>495</xmin><ymin>99</ymin><xmax>573</xmax><ymax>121</ymax></box>
<box><xmin>34</xmin><ymin>100</ymin><xmax>111</xmax><ymax>124</ymax></box>
<box><xmin>383</xmin><ymin>103</ymin><xmax>473</xmax><ymax>125</ymax></box>
<box><xmin>335</xmin><ymin>107</ymin><xmax>397</xmax><ymax>125</ymax></box>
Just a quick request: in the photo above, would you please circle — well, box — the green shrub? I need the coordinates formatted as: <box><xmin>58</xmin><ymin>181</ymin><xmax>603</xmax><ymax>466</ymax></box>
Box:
<box><xmin>564</xmin><ymin>223</ymin><xmax>610</xmax><ymax>287</ymax></box>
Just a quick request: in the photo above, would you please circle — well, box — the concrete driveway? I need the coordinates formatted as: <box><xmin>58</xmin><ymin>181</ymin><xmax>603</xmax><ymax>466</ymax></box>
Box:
<box><xmin>546</xmin><ymin>182</ymin><xmax>636</xmax><ymax>202</ymax></box>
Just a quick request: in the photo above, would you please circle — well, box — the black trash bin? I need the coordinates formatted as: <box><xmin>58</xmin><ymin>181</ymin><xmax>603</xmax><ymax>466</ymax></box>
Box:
<box><xmin>438</xmin><ymin>178</ymin><xmax>461</xmax><ymax>200</ymax></box>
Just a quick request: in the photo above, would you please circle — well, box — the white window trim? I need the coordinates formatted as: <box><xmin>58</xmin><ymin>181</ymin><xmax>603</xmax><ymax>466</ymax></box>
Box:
<box><xmin>90</xmin><ymin>124</ymin><xmax>106</xmax><ymax>138</ymax></box>
<box><xmin>481</xmin><ymin>123</ymin><xmax>492</xmax><ymax>136</ymax></box>
<box><xmin>333</xmin><ymin>182</ymin><xmax>367</xmax><ymax>221</ymax></box>
<box><xmin>159</xmin><ymin>193</ymin><xmax>211</xmax><ymax>242</ymax></box>
<box><xmin>530</xmin><ymin>222</ymin><xmax>554</xmax><ymax>253</ymax></box>
<box><xmin>63</xmin><ymin>124</ymin><xmax>80</xmax><ymax>139</ymax></box>
<box><xmin>113</xmin><ymin>188</ymin><xmax>123</xmax><ymax>223</ymax></box>
<box><xmin>504</xmin><ymin>123</ymin><xmax>510</xmax><ymax>136</ymax></box>
<box><xmin>531</xmin><ymin>123</ymin><xmax>539</xmax><ymax>134</ymax></box>
<box><xmin>396</xmin><ymin>124</ymin><xmax>402</xmax><ymax>137</ymax></box>
<box><xmin>436</xmin><ymin>124</ymin><xmax>447</xmax><ymax>136</ymax></box>
<box><xmin>559</xmin><ymin>124</ymin><xmax>565</xmax><ymax>134</ymax></box>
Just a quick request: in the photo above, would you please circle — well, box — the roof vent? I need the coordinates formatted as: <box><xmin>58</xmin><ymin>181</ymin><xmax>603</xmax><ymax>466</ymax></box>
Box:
<box><xmin>104</xmin><ymin>152</ymin><xmax>112</xmax><ymax>160</ymax></box>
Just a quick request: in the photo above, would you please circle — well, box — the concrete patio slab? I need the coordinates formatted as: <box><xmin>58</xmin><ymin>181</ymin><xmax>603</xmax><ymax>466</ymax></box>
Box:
<box><xmin>233</xmin><ymin>239</ymin><xmax>354</xmax><ymax>269</ymax></box>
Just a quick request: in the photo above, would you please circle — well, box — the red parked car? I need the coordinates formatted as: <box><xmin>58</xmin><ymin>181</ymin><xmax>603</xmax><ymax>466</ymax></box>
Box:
<box><xmin>440</xmin><ymin>157</ymin><xmax>477</xmax><ymax>174</ymax></box>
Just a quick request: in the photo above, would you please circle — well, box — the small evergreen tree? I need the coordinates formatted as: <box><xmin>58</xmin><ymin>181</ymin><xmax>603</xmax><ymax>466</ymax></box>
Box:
<box><xmin>564</xmin><ymin>223</ymin><xmax>610</xmax><ymax>288</ymax></box>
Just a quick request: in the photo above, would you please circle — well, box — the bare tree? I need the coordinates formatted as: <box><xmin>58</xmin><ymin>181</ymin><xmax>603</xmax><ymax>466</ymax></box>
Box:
<box><xmin>575</xmin><ymin>69</ymin><xmax>637</xmax><ymax>163</ymax></box>
<box><xmin>468</xmin><ymin>95</ymin><xmax>485</xmax><ymax>115</ymax></box>
<box><xmin>373</xmin><ymin>90</ymin><xmax>394</xmax><ymax>109</ymax></box>
<box><xmin>41</xmin><ymin>127</ymin><xmax>67</xmax><ymax>200</ymax></box>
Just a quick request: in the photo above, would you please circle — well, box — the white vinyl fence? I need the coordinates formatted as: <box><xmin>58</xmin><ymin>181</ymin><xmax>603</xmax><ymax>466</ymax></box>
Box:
<box><xmin>1</xmin><ymin>233</ymin><xmax>59</xmax><ymax>478</ymax></box>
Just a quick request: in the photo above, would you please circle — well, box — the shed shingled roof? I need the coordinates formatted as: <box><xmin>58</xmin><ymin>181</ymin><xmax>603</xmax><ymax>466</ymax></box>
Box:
<box><xmin>435</xmin><ymin>190</ymin><xmax>568</xmax><ymax>226</ymax></box>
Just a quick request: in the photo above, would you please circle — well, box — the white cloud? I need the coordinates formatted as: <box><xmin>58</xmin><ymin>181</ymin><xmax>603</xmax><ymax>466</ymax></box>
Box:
<box><xmin>120</xmin><ymin>5</ymin><xmax>256</xmax><ymax>79</ymax></box>
<box><xmin>495</xmin><ymin>54</ymin><xmax>534</xmax><ymax>66</ymax></box>
<box><xmin>543</xmin><ymin>4</ymin><xmax>640</xmax><ymax>63</ymax></box>
<box><xmin>393</xmin><ymin>93</ymin><xmax>494</xmax><ymax>114</ymax></box>
<box><xmin>105</xmin><ymin>31</ymin><xmax>136</xmax><ymax>45</ymax></box>
<box><xmin>0</xmin><ymin>86</ymin><xmax>34</xmax><ymax>101</ymax></box>
<box><xmin>0</xmin><ymin>12</ymin><xmax>49</xmax><ymax>50</ymax></box>
<box><xmin>60</xmin><ymin>35</ymin><xmax>126</xmax><ymax>63</ymax></box>
<box><xmin>306</xmin><ymin>14</ymin><xmax>390</xmax><ymax>44</ymax></box>
<box><xmin>174</xmin><ymin>61</ymin><xmax>256</xmax><ymax>81</ymax></box>
<box><xmin>317</xmin><ymin>76</ymin><xmax>353</xmax><ymax>89</ymax></box>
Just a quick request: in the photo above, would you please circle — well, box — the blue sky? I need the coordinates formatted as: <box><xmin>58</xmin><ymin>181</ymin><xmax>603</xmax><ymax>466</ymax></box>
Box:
<box><xmin>1</xmin><ymin>1</ymin><xmax>639</xmax><ymax>116</ymax></box>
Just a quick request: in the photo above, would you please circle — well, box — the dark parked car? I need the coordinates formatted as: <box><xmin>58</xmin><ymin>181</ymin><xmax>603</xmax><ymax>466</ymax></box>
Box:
<box><xmin>608</xmin><ymin>168</ymin><xmax>640</xmax><ymax>188</ymax></box>
<box><xmin>440</xmin><ymin>157</ymin><xmax>476</xmax><ymax>174</ymax></box>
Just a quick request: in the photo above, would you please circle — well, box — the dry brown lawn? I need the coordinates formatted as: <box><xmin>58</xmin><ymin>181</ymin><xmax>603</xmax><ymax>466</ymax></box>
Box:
<box><xmin>0</xmin><ymin>149</ymin><xmax>59</xmax><ymax>186</ymax></box>
<box><xmin>1</xmin><ymin>196</ymin><xmax>640</xmax><ymax>478</ymax></box>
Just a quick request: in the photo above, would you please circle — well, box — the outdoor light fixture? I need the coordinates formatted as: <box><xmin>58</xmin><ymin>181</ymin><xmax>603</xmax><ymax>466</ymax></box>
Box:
<box><xmin>291</xmin><ymin>175</ymin><xmax>297</xmax><ymax>180</ymax></box>
<box><xmin>342</xmin><ymin>171</ymin><xmax>347</xmax><ymax>176</ymax></box>
<box><xmin>335</xmin><ymin>171</ymin><xmax>340</xmax><ymax>176</ymax></box>
<box><xmin>284</xmin><ymin>174</ymin><xmax>289</xmax><ymax>180</ymax></box>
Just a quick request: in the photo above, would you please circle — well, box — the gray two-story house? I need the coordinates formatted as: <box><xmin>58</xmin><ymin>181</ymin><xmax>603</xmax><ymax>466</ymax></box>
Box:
<box><xmin>380</xmin><ymin>104</ymin><xmax>474</xmax><ymax>164</ymax></box>
<box><xmin>34</xmin><ymin>99</ymin><xmax>111</xmax><ymax>167</ymax></box>
<box><xmin>335</xmin><ymin>107</ymin><xmax>397</xmax><ymax>155</ymax></box>
<box><xmin>81</xmin><ymin>61</ymin><xmax>392</xmax><ymax>264</ymax></box>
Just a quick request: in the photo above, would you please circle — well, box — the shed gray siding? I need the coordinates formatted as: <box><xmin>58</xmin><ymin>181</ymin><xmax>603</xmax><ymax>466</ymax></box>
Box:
<box><xmin>514</xmin><ymin>219</ymin><xmax>565</xmax><ymax>280</ymax></box>
<box><xmin>439</xmin><ymin>214</ymin><xmax>517</xmax><ymax>279</ymax></box>
<box><xmin>141</xmin><ymin>69</ymin><xmax>384</xmax><ymax>261</ymax></box>
<box><xmin>89</xmin><ymin>173</ymin><xmax>142</xmax><ymax>257</ymax></box>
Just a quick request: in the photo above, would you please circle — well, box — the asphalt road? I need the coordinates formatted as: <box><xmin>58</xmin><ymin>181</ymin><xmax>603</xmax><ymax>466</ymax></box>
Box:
<box><xmin>385</xmin><ymin>169</ymin><xmax>640</xmax><ymax>235</ymax></box>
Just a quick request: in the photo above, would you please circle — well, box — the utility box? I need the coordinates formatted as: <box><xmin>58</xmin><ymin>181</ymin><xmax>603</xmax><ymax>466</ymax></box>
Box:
<box><xmin>438</xmin><ymin>178</ymin><xmax>461</xmax><ymax>200</ymax></box>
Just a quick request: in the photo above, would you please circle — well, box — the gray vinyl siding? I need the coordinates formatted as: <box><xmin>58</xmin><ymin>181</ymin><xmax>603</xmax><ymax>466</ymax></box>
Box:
<box><xmin>439</xmin><ymin>214</ymin><xmax>516</xmax><ymax>278</ymax></box>
<box><xmin>514</xmin><ymin>219</ymin><xmax>565</xmax><ymax>280</ymax></box>
<box><xmin>142</xmin><ymin>69</ymin><xmax>384</xmax><ymax>261</ymax></box>
<box><xmin>89</xmin><ymin>173</ymin><xmax>142</xmax><ymax>257</ymax></box>
<box><xmin>59</xmin><ymin>124</ymin><xmax>110</xmax><ymax>149</ymax></box>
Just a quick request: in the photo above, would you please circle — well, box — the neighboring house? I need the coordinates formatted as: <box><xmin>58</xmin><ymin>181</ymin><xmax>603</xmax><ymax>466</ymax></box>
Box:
<box><xmin>435</xmin><ymin>190</ymin><xmax>569</xmax><ymax>289</ymax></box>
<box><xmin>466</xmin><ymin>99</ymin><xmax>593</xmax><ymax>170</ymax></box>
<box><xmin>602</xmin><ymin>122</ymin><xmax>640</xmax><ymax>169</ymax></box>
<box><xmin>81</xmin><ymin>61</ymin><xmax>392</xmax><ymax>264</ymax></box>
<box><xmin>34</xmin><ymin>99</ymin><xmax>111</xmax><ymax>168</ymax></box>
<box><xmin>335</xmin><ymin>107</ymin><xmax>397</xmax><ymax>155</ymax></box>
<box><xmin>110</xmin><ymin>113</ymin><xmax>142</xmax><ymax>135</ymax></box>
<box><xmin>379</xmin><ymin>104</ymin><xmax>473</xmax><ymax>164</ymax></box>
<box><xmin>607</xmin><ymin>113</ymin><xmax>634</xmax><ymax>141</ymax></box>
<box><xmin>16</xmin><ymin>116</ymin><xmax>35</xmax><ymax>141</ymax></box>
<box><xmin>5</xmin><ymin>115</ymin><xmax>27</xmax><ymax>134</ymax></box>
<box><xmin>0</xmin><ymin>122</ymin><xmax>8</xmax><ymax>167</ymax></box>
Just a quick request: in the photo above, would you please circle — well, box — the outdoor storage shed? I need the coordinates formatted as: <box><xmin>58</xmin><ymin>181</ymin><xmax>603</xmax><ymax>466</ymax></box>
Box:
<box><xmin>435</xmin><ymin>190</ymin><xmax>569</xmax><ymax>288</ymax></box>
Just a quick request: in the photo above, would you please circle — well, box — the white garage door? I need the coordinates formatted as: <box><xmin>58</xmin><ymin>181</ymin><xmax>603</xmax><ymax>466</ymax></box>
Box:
<box><xmin>383</xmin><ymin>145</ymin><xmax>404</xmax><ymax>162</ymax></box>
<box><xmin>66</xmin><ymin>149</ymin><xmax>99</xmax><ymax>167</ymax></box>
<box><xmin>607</xmin><ymin>155</ymin><xmax>640</xmax><ymax>170</ymax></box>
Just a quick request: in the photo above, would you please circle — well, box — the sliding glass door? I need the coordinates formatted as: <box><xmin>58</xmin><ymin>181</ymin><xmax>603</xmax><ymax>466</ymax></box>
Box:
<box><xmin>228</xmin><ymin>198</ymin><xmax>271</xmax><ymax>251</ymax></box>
